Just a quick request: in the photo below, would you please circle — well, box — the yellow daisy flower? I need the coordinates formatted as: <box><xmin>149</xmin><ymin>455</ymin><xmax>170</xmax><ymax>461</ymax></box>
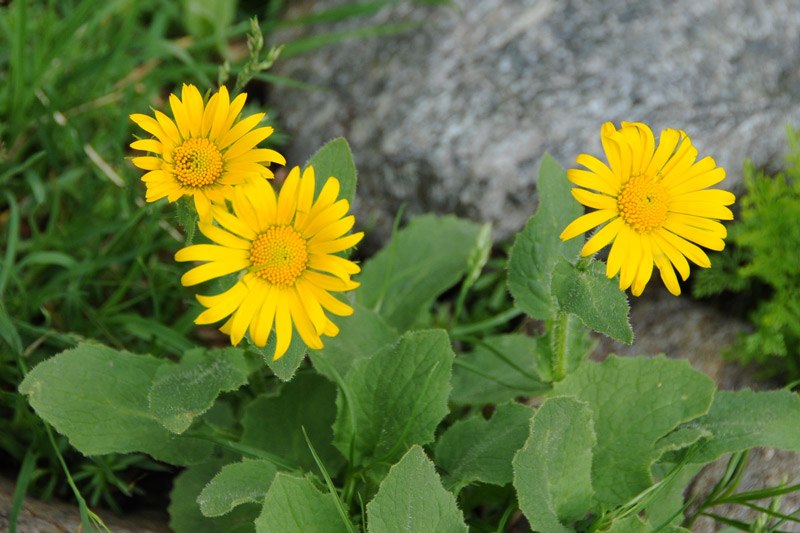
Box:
<box><xmin>175</xmin><ymin>166</ymin><xmax>363</xmax><ymax>360</ymax></box>
<box><xmin>560</xmin><ymin>122</ymin><xmax>735</xmax><ymax>296</ymax></box>
<box><xmin>129</xmin><ymin>84</ymin><xmax>285</xmax><ymax>220</ymax></box>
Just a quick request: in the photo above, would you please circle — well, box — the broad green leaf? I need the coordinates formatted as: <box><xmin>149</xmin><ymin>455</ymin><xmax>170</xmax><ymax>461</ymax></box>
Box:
<box><xmin>507</xmin><ymin>154</ymin><xmax>583</xmax><ymax>320</ymax></box>
<box><xmin>358</xmin><ymin>214</ymin><xmax>482</xmax><ymax>331</ymax></box>
<box><xmin>176</xmin><ymin>197</ymin><xmax>198</xmax><ymax>244</ymax></box>
<box><xmin>303</xmin><ymin>137</ymin><xmax>357</xmax><ymax>205</ymax></box>
<box><xmin>644</xmin><ymin>462</ymin><xmax>703</xmax><ymax>530</ymax></box>
<box><xmin>367</xmin><ymin>446</ymin><xmax>468</xmax><ymax>533</ymax></box>
<box><xmin>248</xmin><ymin>330</ymin><xmax>307</xmax><ymax>381</ymax></box>
<box><xmin>450</xmin><ymin>334</ymin><xmax>550</xmax><ymax>406</ymax></box>
<box><xmin>170</xmin><ymin>460</ymin><xmax>259</xmax><ymax>533</ymax></box>
<box><xmin>308</xmin><ymin>302</ymin><xmax>398</xmax><ymax>381</ymax></box>
<box><xmin>242</xmin><ymin>372</ymin><xmax>343</xmax><ymax>474</ymax></box>
<box><xmin>551</xmin><ymin>258</ymin><xmax>633</xmax><ymax>344</ymax></box>
<box><xmin>19</xmin><ymin>343</ymin><xmax>212</xmax><ymax>465</ymax></box>
<box><xmin>513</xmin><ymin>396</ymin><xmax>596</xmax><ymax>533</ymax></box>
<box><xmin>170</xmin><ymin>461</ymin><xmax>225</xmax><ymax>533</ymax></box>
<box><xmin>552</xmin><ymin>355</ymin><xmax>715</xmax><ymax>507</ymax></box>
<box><xmin>333</xmin><ymin>329</ymin><xmax>453</xmax><ymax>465</ymax></box>
<box><xmin>255</xmin><ymin>473</ymin><xmax>347</xmax><ymax>533</ymax></box>
<box><xmin>198</xmin><ymin>459</ymin><xmax>279</xmax><ymax>517</ymax></box>
<box><xmin>435</xmin><ymin>402</ymin><xmax>533</xmax><ymax>491</ymax></box>
<box><xmin>680</xmin><ymin>389</ymin><xmax>800</xmax><ymax>463</ymax></box>
<box><xmin>149</xmin><ymin>347</ymin><xmax>249</xmax><ymax>434</ymax></box>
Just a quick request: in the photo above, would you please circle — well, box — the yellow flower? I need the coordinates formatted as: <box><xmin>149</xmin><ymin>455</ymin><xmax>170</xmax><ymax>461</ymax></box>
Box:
<box><xmin>560</xmin><ymin>122</ymin><xmax>735</xmax><ymax>296</ymax></box>
<box><xmin>175</xmin><ymin>166</ymin><xmax>363</xmax><ymax>360</ymax></box>
<box><xmin>129</xmin><ymin>84</ymin><xmax>285</xmax><ymax>220</ymax></box>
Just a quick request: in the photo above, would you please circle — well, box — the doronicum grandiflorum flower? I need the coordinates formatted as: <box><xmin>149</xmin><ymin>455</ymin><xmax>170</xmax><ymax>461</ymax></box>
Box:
<box><xmin>175</xmin><ymin>165</ymin><xmax>363</xmax><ymax>360</ymax></box>
<box><xmin>560</xmin><ymin>122</ymin><xmax>735</xmax><ymax>296</ymax></box>
<box><xmin>129</xmin><ymin>84</ymin><xmax>285</xmax><ymax>220</ymax></box>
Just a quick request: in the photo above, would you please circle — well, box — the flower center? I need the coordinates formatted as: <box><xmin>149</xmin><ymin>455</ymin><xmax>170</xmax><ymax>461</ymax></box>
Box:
<box><xmin>173</xmin><ymin>138</ymin><xmax>223</xmax><ymax>187</ymax></box>
<box><xmin>617</xmin><ymin>175</ymin><xmax>669</xmax><ymax>232</ymax></box>
<box><xmin>250</xmin><ymin>225</ymin><xmax>309</xmax><ymax>286</ymax></box>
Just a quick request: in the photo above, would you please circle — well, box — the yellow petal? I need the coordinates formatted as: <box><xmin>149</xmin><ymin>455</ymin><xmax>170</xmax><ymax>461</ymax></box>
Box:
<box><xmin>662</xmin><ymin>219</ymin><xmax>726</xmax><ymax>251</ymax></box>
<box><xmin>303</xmin><ymin>199</ymin><xmax>350</xmax><ymax>239</ymax></box>
<box><xmin>662</xmin><ymin>155</ymin><xmax>715</xmax><ymax>190</ymax></box>
<box><xmin>575</xmin><ymin>154</ymin><xmax>621</xmax><ymax>194</ymax></box>
<box><xmin>130</xmin><ymin>139</ymin><xmax>163</xmax><ymax>154</ymax></box>
<box><xmin>222</xmin><ymin>92</ymin><xmax>248</xmax><ymax>135</ymax></box>
<box><xmin>131</xmin><ymin>156</ymin><xmax>163</xmax><ymax>171</ymax></box>
<box><xmin>295</xmin><ymin>278</ymin><xmax>327</xmax><ymax>334</ymax></box>
<box><xmin>303</xmin><ymin>270</ymin><xmax>359</xmax><ymax>292</ymax></box>
<box><xmin>666</xmin><ymin>213</ymin><xmax>727</xmax><ymax>239</ymax></box>
<box><xmin>211</xmin><ymin>206</ymin><xmax>257</xmax><ymax>240</ymax></box>
<box><xmin>182</xmin><ymin>84</ymin><xmax>204</xmax><ymax>138</ymax></box>
<box><xmin>217</xmin><ymin>113</ymin><xmax>265</xmax><ymax>150</ymax></box>
<box><xmin>601</xmin><ymin>122</ymin><xmax>623</xmax><ymax>178</ymax></box>
<box><xmin>195</xmin><ymin>282</ymin><xmax>249</xmax><ymax>324</ymax></box>
<box><xmin>273</xmin><ymin>295</ymin><xmax>292</xmax><ymax>360</ymax></box>
<box><xmin>251</xmin><ymin>284</ymin><xmax>278</xmax><ymax>347</ymax></box>
<box><xmin>130</xmin><ymin>113</ymin><xmax>171</xmax><ymax>145</ymax></box>
<box><xmin>672</xmin><ymin>188</ymin><xmax>736</xmax><ymax>206</ymax></box>
<box><xmin>606</xmin><ymin>224</ymin><xmax>634</xmax><ymax>279</ymax></box>
<box><xmin>567</xmin><ymin>169</ymin><xmax>618</xmax><ymax>196</ymax></box>
<box><xmin>230</xmin><ymin>280</ymin><xmax>268</xmax><ymax>346</ymax></box>
<box><xmin>669</xmin><ymin>201</ymin><xmax>734</xmax><ymax>220</ymax></box>
<box><xmin>209</xmin><ymin>86</ymin><xmax>232</xmax><ymax>142</ymax></box>
<box><xmin>667</xmin><ymin>167</ymin><xmax>726</xmax><ymax>196</ymax></box>
<box><xmin>233</xmin><ymin>185</ymin><xmax>261</xmax><ymax>233</ymax></box>
<box><xmin>154</xmin><ymin>110</ymin><xmax>181</xmax><ymax>145</ymax></box>
<box><xmin>169</xmin><ymin>93</ymin><xmax>191</xmax><ymax>140</ymax></box>
<box><xmin>175</xmin><ymin>244</ymin><xmax>248</xmax><ymax>263</ymax></box>
<box><xmin>288</xmin><ymin>289</ymin><xmax>323</xmax><ymax>350</ymax></box>
<box><xmin>646</xmin><ymin>128</ymin><xmax>681</xmax><ymax>176</ymax></box>
<box><xmin>581</xmin><ymin>217</ymin><xmax>624</xmax><ymax>257</ymax></box>
<box><xmin>295</xmin><ymin>166</ymin><xmax>316</xmax><ymax>228</ymax></box>
<box><xmin>571</xmin><ymin>188</ymin><xmax>618</xmax><ymax>210</ymax></box>
<box><xmin>305</xmin><ymin>281</ymin><xmax>355</xmax><ymax>316</ymax></box>
<box><xmin>307</xmin><ymin>232</ymin><xmax>363</xmax><ymax>255</ymax></box>
<box><xmin>659</xmin><ymin>132</ymin><xmax>695</xmax><ymax>179</ymax></box>
<box><xmin>201</xmin><ymin>92</ymin><xmax>219</xmax><ymax>138</ymax></box>
<box><xmin>652</xmin><ymin>241</ymin><xmax>681</xmax><ymax>296</ymax></box>
<box><xmin>276</xmin><ymin>167</ymin><xmax>301</xmax><ymax>225</ymax></box>
<box><xmin>631</xmin><ymin>236</ymin><xmax>654</xmax><ymax>296</ymax></box>
<box><xmin>650</xmin><ymin>231</ymin><xmax>691</xmax><ymax>281</ymax></box>
<box><xmin>657</xmin><ymin>228</ymin><xmax>710</xmax><ymax>268</ymax></box>
<box><xmin>198</xmin><ymin>222</ymin><xmax>252</xmax><ymax>249</ymax></box>
<box><xmin>308</xmin><ymin>216</ymin><xmax>355</xmax><ymax>245</ymax></box>
<box><xmin>180</xmin><ymin>259</ymin><xmax>249</xmax><ymax>286</ymax></box>
<box><xmin>619</xmin><ymin>232</ymin><xmax>642</xmax><ymax>291</ymax></box>
<box><xmin>560</xmin><ymin>209</ymin><xmax>617</xmax><ymax>241</ymax></box>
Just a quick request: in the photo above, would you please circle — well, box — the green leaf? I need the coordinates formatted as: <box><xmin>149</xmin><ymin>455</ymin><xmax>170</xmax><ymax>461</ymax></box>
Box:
<box><xmin>358</xmin><ymin>214</ymin><xmax>482</xmax><ymax>331</ymax></box>
<box><xmin>303</xmin><ymin>137</ymin><xmax>357</xmax><ymax>206</ymax></box>
<box><xmin>333</xmin><ymin>329</ymin><xmax>454</xmax><ymax>465</ymax></box>
<box><xmin>538</xmin><ymin>313</ymin><xmax>597</xmax><ymax>381</ymax></box>
<box><xmin>644</xmin><ymin>462</ymin><xmax>703</xmax><ymax>529</ymax></box>
<box><xmin>241</xmin><ymin>372</ymin><xmax>343</xmax><ymax>474</ymax></box>
<box><xmin>170</xmin><ymin>461</ymin><xmax>225</xmax><ymax>533</ymax></box>
<box><xmin>607</xmin><ymin>515</ymin><xmax>649</xmax><ymax>532</ymax></box>
<box><xmin>18</xmin><ymin>343</ymin><xmax>212</xmax><ymax>465</ymax></box>
<box><xmin>551</xmin><ymin>258</ymin><xmax>633</xmax><ymax>344</ymax></box>
<box><xmin>149</xmin><ymin>347</ymin><xmax>249</xmax><ymax>434</ymax></box>
<box><xmin>248</xmin><ymin>330</ymin><xmax>307</xmax><ymax>382</ymax></box>
<box><xmin>450</xmin><ymin>334</ymin><xmax>550</xmax><ymax>406</ymax></box>
<box><xmin>513</xmin><ymin>396</ymin><xmax>596</xmax><ymax>533</ymax></box>
<box><xmin>679</xmin><ymin>389</ymin><xmax>800</xmax><ymax>463</ymax></box>
<box><xmin>308</xmin><ymin>302</ymin><xmax>398</xmax><ymax>382</ymax></box>
<box><xmin>552</xmin><ymin>355</ymin><xmax>715</xmax><ymax>507</ymax></box>
<box><xmin>170</xmin><ymin>460</ymin><xmax>260</xmax><ymax>533</ymax></box>
<box><xmin>0</xmin><ymin>298</ymin><xmax>22</xmax><ymax>356</ymax></box>
<box><xmin>176</xmin><ymin>196</ymin><xmax>198</xmax><ymax>244</ymax></box>
<box><xmin>507</xmin><ymin>154</ymin><xmax>583</xmax><ymax>320</ymax></box>
<box><xmin>198</xmin><ymin>458</ymin><xmax>279</xmax><ymax>517</ymax></box>
<box><xmin>366</xmin><ymin>446</ymin><xmax>468</xmax><ymax>533</ymax></box>
<box><xmin>435</xmin><ymin>402</ymin><xmax>533</xmax><ymax>491</ymax></box>
<box><xmin>255</xmin><ymin>473</ymin><xmax>347</xmax><ymax>533</ymax></box>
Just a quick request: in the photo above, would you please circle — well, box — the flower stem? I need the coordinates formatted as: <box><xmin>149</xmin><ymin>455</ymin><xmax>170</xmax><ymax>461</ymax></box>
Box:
<box><xmin>551</xmin><ymin>310</ymin><xmax>570</xmax><ymax>382</ymax></box>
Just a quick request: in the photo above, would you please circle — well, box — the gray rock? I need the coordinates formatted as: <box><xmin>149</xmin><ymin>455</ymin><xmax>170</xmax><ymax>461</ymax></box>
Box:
<box><xmin>270</xmin><ymin>0</ymin><xmax>800</xmax><ymax>247</ymax></box>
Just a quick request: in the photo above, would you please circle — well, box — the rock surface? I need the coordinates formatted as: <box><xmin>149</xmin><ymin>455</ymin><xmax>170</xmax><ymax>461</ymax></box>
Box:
<box><xmin>0</xmin><ymin>475</ymin><xmax>169</xmax><ymax>533</ymax></box>
<box><xmin>270</xmin><ymin>0</ymin><xmax>800</xmax><ymax>247</ymax></box>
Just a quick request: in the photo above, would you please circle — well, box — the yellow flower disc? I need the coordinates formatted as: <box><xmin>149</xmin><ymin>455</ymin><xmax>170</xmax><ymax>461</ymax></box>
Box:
<box><xmin>617</xmin><ymin>175</ymin><xmax>669</xmax><ymax>232</ymax></box>
<box><xmin>173</xmin><ymin>138</ymin><xmax>224</xmax><ymax>188</ymax></box>
<box><xmin>250</xmin><ymin>225</ymin><xmax>309</xmax><ymax>286</ymax></box>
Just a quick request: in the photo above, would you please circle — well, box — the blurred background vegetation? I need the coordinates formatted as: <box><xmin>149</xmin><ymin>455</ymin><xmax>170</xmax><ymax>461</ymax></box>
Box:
<box><xmin>1</xmin><ymin>0</ymin><xmax>798</xmax><ymax>526</ymax></box>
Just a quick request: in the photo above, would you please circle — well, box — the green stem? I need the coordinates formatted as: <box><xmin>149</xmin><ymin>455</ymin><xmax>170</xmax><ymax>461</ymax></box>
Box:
<box><xmin>551</xmin><ymin>311</ymin><xmax>570</xmax><ymax>382</ymax></box>
<box><xmin>450</xmin><ymin>307</ymin><xmax>523</xmax><ymax>336</ymax></box>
